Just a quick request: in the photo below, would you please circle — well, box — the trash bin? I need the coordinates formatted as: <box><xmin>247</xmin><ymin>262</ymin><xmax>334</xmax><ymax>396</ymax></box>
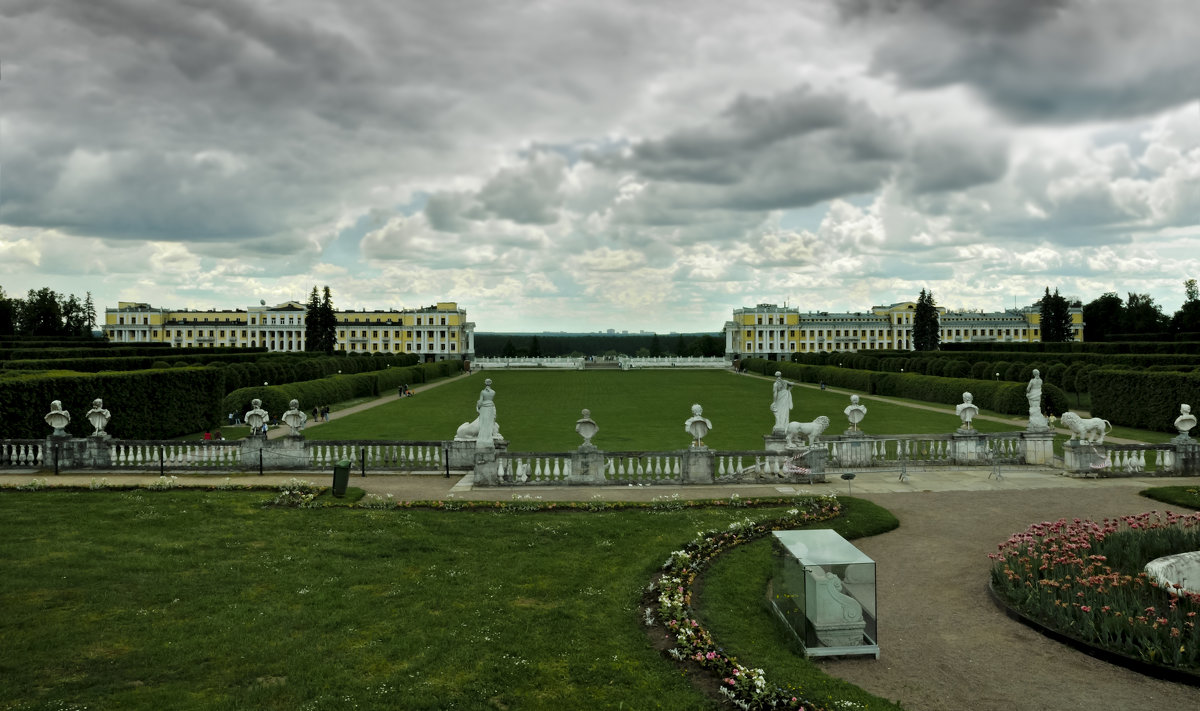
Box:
<box><xmin>333</xmin><ymin>459</ymin><xmax>351</xmax><ymax>498</ymax></box>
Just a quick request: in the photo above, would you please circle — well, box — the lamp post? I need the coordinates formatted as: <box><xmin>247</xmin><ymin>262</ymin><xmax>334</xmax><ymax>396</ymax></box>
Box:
<box><xmin>994</xmin><ymin>372</ymin><xmax>999</xmax><ymax>381</ymax></box>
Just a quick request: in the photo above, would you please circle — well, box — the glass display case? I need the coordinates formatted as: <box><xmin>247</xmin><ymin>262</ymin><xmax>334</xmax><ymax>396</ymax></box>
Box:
<box><xmin>770</xmin><ymin>529</ymin><xmax>879</xmax><ymax>658</ymax></box>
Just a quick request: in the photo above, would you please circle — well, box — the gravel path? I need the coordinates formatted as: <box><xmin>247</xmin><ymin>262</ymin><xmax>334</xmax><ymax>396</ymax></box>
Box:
<box><xmin>816</xmin><ymin>487</ymin><xmax>1200</xmax><ymax>710</ymax></box>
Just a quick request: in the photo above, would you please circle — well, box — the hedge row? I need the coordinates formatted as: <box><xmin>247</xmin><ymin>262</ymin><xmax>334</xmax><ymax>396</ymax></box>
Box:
<box><xmin>941</xmin><ymin>341</ymin><xmax>1200</xmax><ymax>354</ymax></box>
<box><xmin>0</xmin><ymin>368</ymin><xmax>224</xmax><ymax>440</ymax></box>
<box><xmin>1087</xmin><ymin>369</ymin><xmax>1200</xmax><ymax>433</ymax></box>
<box><xmin>745</xmin><ymin>358</ymin><xmax>1069</xmax><ymax>418</ymax></box>
<box><xmin>215</xmin><ymin>353</ymin><xmax>421</xmax><ymax>394</ymax></box>
<box><xmin>2</xmin><ymin>352</ymin><xmax>279</xmax><ymax>373</ymax></box>
<box><xmin>220</xmin><ymin>360</ymin><xmax>462</xmax><ymax>422</ymax></box>
<box><xmin>0</xmin><ymin>345</ymin><xmax>253</xmax><ymax>361</ymax></box>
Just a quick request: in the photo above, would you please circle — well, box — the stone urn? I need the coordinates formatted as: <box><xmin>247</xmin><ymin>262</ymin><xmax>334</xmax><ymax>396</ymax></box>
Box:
<box><xmin>575</xmin><ymin>409</ymin><xmax>599</xmax><ymax>450</ymax></box>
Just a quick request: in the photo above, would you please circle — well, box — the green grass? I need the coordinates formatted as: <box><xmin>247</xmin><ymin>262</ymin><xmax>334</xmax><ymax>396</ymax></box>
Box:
<box><xmin>1140</xmin><ymin>486</ymin><xmax>1200</xmax><ymax>510</ymax></box>
<box><xmin>693</xmin><ymin>498</ymin><xmax>903</xmax><ymax>710</ymax></box>
<box><xmin>314</xmin><ymin>370</ymin><xmax>1067</xmax><ymax>450</ymax></box>
<box><xmin>0</xmin><ymin>489</ymin><xmax>870</xmax><ymax>711</ymax></box>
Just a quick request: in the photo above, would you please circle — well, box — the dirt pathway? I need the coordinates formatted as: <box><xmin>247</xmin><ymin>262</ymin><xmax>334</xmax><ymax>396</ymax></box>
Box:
<box><xmin>816</xmin><ymin>487</ymin><xmax>1200</xmax><ymax>710</ymax></box>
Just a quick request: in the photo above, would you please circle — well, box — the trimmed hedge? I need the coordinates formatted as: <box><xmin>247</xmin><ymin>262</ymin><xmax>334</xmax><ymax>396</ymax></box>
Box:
<box><xmin>746</xmin><ymin>358</ymin><xmax>1069</xmax><ymax>418</ymax></box>
<box><xmin>1088</xmin><ymin>369</ymin><xmax>1200</xmax><ymax>432</ymax></box>
<box><xmin>0</xmin><ymin>368</ymin><xmax>224</xmax><ymax>440</ymax></box>
<box><xmin>0</xmin><ymin>345</ymin><xmax>252</xmax><ymax>361</ymax></box>
<box><xmin>220</xmin><ymin>360</ymin><xmax>462</xmax><ymax>422</ymax></box>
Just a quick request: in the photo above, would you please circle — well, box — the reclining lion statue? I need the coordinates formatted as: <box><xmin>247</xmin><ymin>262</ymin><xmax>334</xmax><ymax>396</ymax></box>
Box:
<box><xmin>1061</xmin><ymin>411</ymin><xmax>1112</xmax><ymax>444</ymax></box>
<box><xmin>785</xmin><ymin>415</ymin><xmax>830</xmax><ymax>448</ymax></box>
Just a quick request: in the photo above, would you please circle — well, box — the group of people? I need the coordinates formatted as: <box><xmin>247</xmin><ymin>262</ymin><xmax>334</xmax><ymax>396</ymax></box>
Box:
<box><xmin>310</xmin><ymin>405</ymin><xmax>331</xmax><ymax>423</ymax></box>
<box><xmin>398</xmin><ymin>384</ymin><xmax>415</xmax><ymax>397</ymax></box>
<box><xmin>201</xmin><ymin>430</ymin><xmax>225</xmax><ymax>441</ymax></box>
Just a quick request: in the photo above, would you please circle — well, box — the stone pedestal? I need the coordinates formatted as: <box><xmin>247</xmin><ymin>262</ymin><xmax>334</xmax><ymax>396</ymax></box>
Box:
<box><xmin>1022</xmin><ymin>431</ymin><xmax>1055</xmax><ymax>466</ymax></box>
<box><xmin>474</xmin><ymin>448</ymin><xmax>499</xmax><ymax>486</ymax></box>
<box><xmin>44</xmin><ymin>435</ymin><xmax>80</xmax><ymax>469</ymax></box>
<box><xmin>448</xmin><ymin>440</ymin><xmax>507</xmax><ymax>470</ymax></box>
<box><xmin>807</xmin><ymin>568</ymin><xmax>866</xmax><ymax>648</ymax></box>
<box><xmin>569</xmin><ymin>447</ymin><xmax>606</xmax><ymax>485</ymax></box>
<box><xmin>682</xmin><ymin>448</ymin><xmax>714</xmax><ymax>484</ymax></box>
<box><xmin>1063</xmin><ymin>440</ymin><xmax>1107</xmax><ymax>476</ymax></box>
<box><xmin>835</xmin><ymin>433</ymin><xmax>872</xmax><ymax>468</ymax></box>
<box><xmin>790</xmin><ymin>446</ymin><xmax>828</xmax><ymax>483</ymax></box>
<box><xmin>85</xmin><ymin>435</ymin><xmax>113</xmax><ymax>468</ymax></box>
<box><xmin>763</xmin><ymin>433</ymin><xmax>788</xmax><ymax>453</ymax></box>
<box><xmin>952</xmin><ymin>431</ymin><xmax>986</xmax><ymax>465</ymax></box>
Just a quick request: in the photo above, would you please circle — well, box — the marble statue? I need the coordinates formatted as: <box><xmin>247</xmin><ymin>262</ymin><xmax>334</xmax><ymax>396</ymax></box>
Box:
<box><xmin>785</xmin><ymin>416</ymin><xmax>830</xmax><ymax>448</ymax></box>
<box><xmin>843</xmin><ymin>395</ymin><xmax>867</xmax><ymax>432</ymax></box>
<box><xmin>85</xmin><ymin>398</ymin><xmax>111</xmax><ymax>437</ymax></box>
<box><xmin>282</xmin><ymin>399</ymin><xmax>308</xmax><ymax>436</ymax></box>
<box><xmin>245</xmin><ymin>398</ymin><xmax>269</xmax><ymax>435</ymax></box>
<box><xmin>1026</xmin><ymin>370</ymin><xmax>1049</xmax><ymax>430</ymax></box>
<box><xmin>1060</xmin><ymin>412</ymin><xmax>1112</xmax><ymax>444</ymax></box>
<box><xmin>454</xmin><ymin>379</ymin><xmax>503</xmax><ymax>448</ymax></box>
<box><xmin>575</xmin><ymin>408</ymin><xmax>599</xmax><ymax>449</ymax></box>
<box><xmin>770</xmin><ymin>372</ymin><xmax>794</xmax><ymax>434</ymax></box>
<box><xmin>955</xmin><ymin>392</ymin><xmax>979</xmax><ymax>431</ymax></box>
<box><xmin>685</xmin><ymin>403</ymin><xmax>712</xmax><ymax>448</ymax></box>
<box><xmin>1175</xmin><ymin>404</ymin><xmax>1196</xmax><ymax>440</ymax></box>
<box><xmin>44</xmin><ymin>400</ymin><xmax>71</xmax><ymax>436</ymax></box>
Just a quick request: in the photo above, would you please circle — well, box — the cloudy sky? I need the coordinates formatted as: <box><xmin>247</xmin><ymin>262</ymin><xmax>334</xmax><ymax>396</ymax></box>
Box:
<box><xmin>2</xmin><ymin>0</ymin><xmax>1198</xmax><ymax>332</ymax></box>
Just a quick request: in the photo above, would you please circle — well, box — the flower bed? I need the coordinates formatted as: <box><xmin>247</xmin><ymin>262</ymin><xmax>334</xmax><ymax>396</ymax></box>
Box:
<box><xmin>989</xmin><ymin>511</ymin><xmax>1200</xmax><ymax>678</ymax></box>
<box><xmin>646</xmin><ymin>495</ymin><xmax>847</xmax><ymax>710</ymax></box>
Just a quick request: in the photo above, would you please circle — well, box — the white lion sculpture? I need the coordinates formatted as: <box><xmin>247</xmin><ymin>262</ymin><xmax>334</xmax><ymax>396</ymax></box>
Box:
<box><xmin>1061</xmin><ymin>412</ymin><xmax>1112</xmax><ymax>444</ymax></box>
<box><xmin>785</xmin><ymin>415</ymin><xmax>830</xmax><ymax>447</ymax></box>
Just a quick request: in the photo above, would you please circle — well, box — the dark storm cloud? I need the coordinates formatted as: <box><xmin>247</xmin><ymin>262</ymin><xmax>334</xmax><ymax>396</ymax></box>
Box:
<box><xmin>839</xmin><ymin>0</ymin><xmax>1200</xmax><ymax>123</ymax></box>
<box><xmin>605</xmin><ymin>86</ymin><xmax>905</xmax><ymax>211</ymax></box>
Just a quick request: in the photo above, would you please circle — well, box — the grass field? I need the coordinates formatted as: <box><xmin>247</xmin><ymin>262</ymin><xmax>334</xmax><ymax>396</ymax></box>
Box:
<box><xmin>313</xmin><ymin>370</ymin><xmax>1037</xmax><ymax>451</ymax></box>
<box><xmin>0</xmin><ymin>490</ymin><xmax>899</xmax><ymax>710</ymax></box>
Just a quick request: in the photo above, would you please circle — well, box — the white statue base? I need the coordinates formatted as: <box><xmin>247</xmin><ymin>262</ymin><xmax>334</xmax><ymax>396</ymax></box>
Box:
<box><xmin>1145</xmin><ymin>551</ymin><xmax>1200</xmax><ymax>595</ymax></box>
<box><xmin>833</xmin><ymin>433</ymin><xmax>872</xmax><ymax>468</ymax></box>
<box><xmin>763</xmin><ymin>433</ymin><xmax>788</xmax><ymax>453</ymax></box>
<box><xmin>1062</xmin><ymin>440</ymin><xmax>1108</xmax><ymax>477</ymax></box>
<box><xmin>952</xmin><ymin>432</ymin><xmax>986</xmax><ymax>465</ymax></box>
<box><xmin>1022</xmin><ymin>431</ymin><xmax>1054</xmax><ymax>466</ymax></box>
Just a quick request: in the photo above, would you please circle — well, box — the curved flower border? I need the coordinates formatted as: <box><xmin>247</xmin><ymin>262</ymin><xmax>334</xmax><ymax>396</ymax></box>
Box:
<box><xmin>646</xmin><ymin>494</ymin><xmax>848</xmax><ymax>711</ymax></box>
<box><xmin>989</xmin><ymin>511</ymin><xmax>1200</xmax><ymax>677</ymax></box>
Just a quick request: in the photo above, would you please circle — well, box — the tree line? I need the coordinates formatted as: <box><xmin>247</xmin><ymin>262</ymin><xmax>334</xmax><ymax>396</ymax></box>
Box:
<box><xmin>476</xmin><ymin>332</ymin><xmax>724</xmax><ymax>358</ymax></box>
<box><xmin>1083</xmin><ymin>280</ymin><xmax>1200</xmax><ymax>341</ymax></box>
<box><xmin>0</xmin><ymin>285</ymin><xmax>96</xmax><ymax>337</ymax></box>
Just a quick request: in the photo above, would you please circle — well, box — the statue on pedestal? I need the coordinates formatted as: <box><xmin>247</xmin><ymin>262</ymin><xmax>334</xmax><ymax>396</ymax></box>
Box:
<box><xmin>955</xmin><ymin>392</ymin><xmax>979</xmax><ymax>432</ymax></box>
<box><xmin>455</xmin><ymin>379</ymin><xmax>503</xmax><ymax>448</ymax></box>
<box><xmin>1175</xmin><ymin>404</ymin><xmax>1196</xmax><ymax>440</ymax></box>
<box><xmin>770</xmin><ymin>372</ymin><xmax>794</xmax><ymax>434</ymax></box>
<box><xmin>685</xmin><ymin>403</ymin><xmax>712</xmax><ymax>448</ymax></box>
<box><xmin>86</xmin><ymin>398</ymin><xmax>111</xmax><ymax>437</ymax></box>
<box><xmin>44</xmin><ymin>400</ymin><xmax>71</xmax><ymax>437</ymax></box>
<box><xmin>575</xmin><ymin>409</ymin><xmax>599</xmax><ymax>449</ymax></box>
<box><xmin>282</xmin><ymin>399</ymin><xmax>308</xmax><ymax>436</ymax></box>
<box><xmin>844</xmin><ymin>395</ymin><xmax>867</xmax><ymax>433</ymax></box>
<box><xmin>245</xmin><ymin>399</ymin><xmax>269</xmax><ymax>436</ymax></box>
<box><xmin>1026</xmin><ymin>369</ymin><xmax>1049</xmax><ymax>430</ymax></box>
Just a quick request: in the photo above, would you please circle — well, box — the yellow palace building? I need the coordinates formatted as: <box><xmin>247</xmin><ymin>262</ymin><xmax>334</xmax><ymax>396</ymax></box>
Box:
<box><xmin>724</xmin><ymin>301</ymin><xmax>1083</xmax><ymax>361</ymax></box>
<box><xmin>104</xmin><ymin>301</ymin><xmax>475</xmax><ymax>361</ymax></box>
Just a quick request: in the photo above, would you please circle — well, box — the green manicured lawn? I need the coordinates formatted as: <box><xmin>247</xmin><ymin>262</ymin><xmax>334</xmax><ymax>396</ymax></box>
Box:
<box><xmin>1140</xmin><ymin>485</ymin><xmax>1200</xmax><ymax>510</ymax></box>
<box><xmin>314</xmin><ymin>370</ymin><xmax>1043</xmax><ymax>450</ymax></box>
<box><xmin>0</xmin><ymin>489</ymin><xmax>883</xmax><ymax>711</ymax></box>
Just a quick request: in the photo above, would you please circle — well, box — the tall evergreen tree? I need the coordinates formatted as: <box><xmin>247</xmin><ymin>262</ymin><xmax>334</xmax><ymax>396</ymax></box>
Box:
<box><xmin>19</xmin><ymin>287</ymin><xmax>64</xmax><ymax>336</ymax></box>
<box><xmin>318</xmin><ymin>286</ymin><xmax>338</xmax><ymax>354</ymax></box>
<box><xmin>529</xmin><ymin>335</ymin><xmax>542</xmax><ymax>357</ymax></box>
<box><xmin>913</xmin><ymin>289</ymin><xmax>940</xmax><ymax>351</ymax></box>
<box><xmin>304</xmin><ymin>286</ymin><xmax>322</xmax><ymax>351</ymax></box>
<box><xmin>1039</xmin><ymin>287</ymin><xmax>1073</xmax><ymax>342</ymax></box>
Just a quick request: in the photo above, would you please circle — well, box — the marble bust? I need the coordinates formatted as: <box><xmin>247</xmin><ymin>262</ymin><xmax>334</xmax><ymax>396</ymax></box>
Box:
<box><xmin>1175</xmin><ymin>404</ymin><xmax>1196</xmax><ymax>440</ymax></box>
<box><xmin>44</xmin><ymin>400</ymin><xmax>71</xmax><ymax>437</ymax></box>
<box><xmin>955</xmin><ymin>392</ymin><xmax>979</xmax><ymax>431</ymax></box>
<box><xmin>245</xmin><ymin>398</ymin><xmax>270</xmax><ymax>435</ymax></box>
<box><xmin>85</xmin><ymin>398</ymin><xmax>111</xmax><ymax>437</ymax></box>
<box><xmin>575</xmin><ymin>408</ymin><xmax>599</xmax><ymax>449</ymax></box>
<box><xmin>844</xmin><ymin>395</ymin><xmax>867</xmax><ymax>432</ymax></box>
<box><xmin>685</xmin><ymin>403</ymin><xmax>713</xmax><ymax>448</ymax></box>
<box><xmin>282</xmin><ymin>399</ymin><xmax>308</xmax><ymax>436</ymax></box>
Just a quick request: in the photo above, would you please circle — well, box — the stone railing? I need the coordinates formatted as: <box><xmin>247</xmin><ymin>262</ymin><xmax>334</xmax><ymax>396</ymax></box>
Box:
<box><xmin>0</xmin><ymin>436</ymin><xmax>449</xmax><ymax>475</ymax></box>
<box><xmin>489</xmin><ymin>447</ymin><xmax>827</xmax><ymax>487</ymax></box>
<box><xmin>618</xmin><ymin>356</ymin><xmax>730</xmax><ymax>369</ymax></box>
<box><xmin>473</xmin><ymin>357</ymin><xmax>585</xmax><ymax>370</ymax></box>
<box><xmin>819</xmin><ymin>432</ymin><xmax>1026</xmax><ymax>469</ymax></box>
<box><xmin>1063</xmin><ymin>440</ymin><xmax>1199</xmax><ymax>477</ymax></box>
